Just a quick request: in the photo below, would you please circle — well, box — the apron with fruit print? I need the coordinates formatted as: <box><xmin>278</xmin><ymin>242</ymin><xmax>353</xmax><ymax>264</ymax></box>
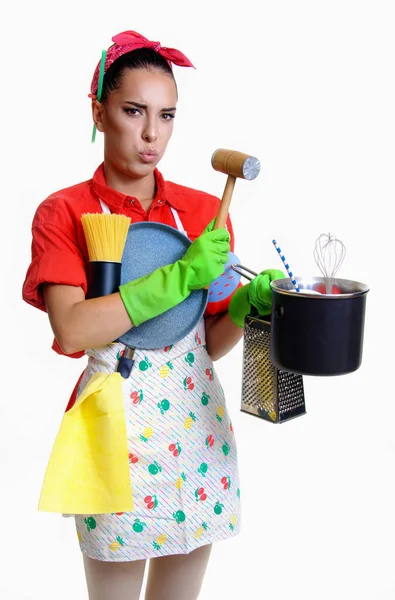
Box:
<box><xmin>73</xmin><ymin>204</ymin><xmax>241</xmax><ymax>561</ymax></box>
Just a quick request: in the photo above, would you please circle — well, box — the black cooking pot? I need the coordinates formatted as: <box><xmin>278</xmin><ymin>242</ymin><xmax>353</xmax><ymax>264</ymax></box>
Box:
<box><xmin>270</xmin><ymin>277</ymin><xmax>369</xmax><ymax>376</ymax></box>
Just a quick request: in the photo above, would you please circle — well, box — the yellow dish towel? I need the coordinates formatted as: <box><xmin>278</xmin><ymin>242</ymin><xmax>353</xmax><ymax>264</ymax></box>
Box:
<box><xmin>38</xmin><ymin>372</ymin><xmax>133</xmax><ymax>514</ymax></box>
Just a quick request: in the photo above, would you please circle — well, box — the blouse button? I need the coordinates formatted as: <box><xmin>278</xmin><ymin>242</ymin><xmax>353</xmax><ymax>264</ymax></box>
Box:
<box><xmin>130</xmin><ymin>199</ymin><xmax>135</xmax><ymax>204</ymax></box>
<box><xmin>157</xmin><ymin>199</ymin><xmax>163</xmax><ymax>205</ymax></box>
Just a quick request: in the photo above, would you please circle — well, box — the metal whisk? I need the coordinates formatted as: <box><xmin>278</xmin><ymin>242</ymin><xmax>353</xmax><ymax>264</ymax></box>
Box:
<box><xmin>314</xmin><ymin>233</ymin><xmax>346</xmax><ymax>293</ymax></box>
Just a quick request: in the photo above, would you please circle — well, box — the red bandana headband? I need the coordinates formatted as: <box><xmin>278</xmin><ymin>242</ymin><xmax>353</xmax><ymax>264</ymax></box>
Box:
<box><xmin>90</xmin><ymin>30</ymin><xmax>195</xmax><ymax>98</ymax></box>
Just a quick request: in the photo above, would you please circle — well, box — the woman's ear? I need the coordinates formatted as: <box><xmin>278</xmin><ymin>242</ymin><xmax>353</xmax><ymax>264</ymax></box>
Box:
<box><xmin>91</xmin><ymin>99</ymin><xmax>105</xmax><ymax>133</ymax></box>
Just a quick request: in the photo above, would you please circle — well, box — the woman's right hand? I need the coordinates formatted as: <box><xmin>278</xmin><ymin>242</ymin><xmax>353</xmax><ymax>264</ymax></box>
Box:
<box><xmin>180</xmin><ymin>219</ymin><xmax>230</xmax><ymax>290</ymax></box>
<box><xmin>119</xmin><ymin>219</ymin><xmax>230</xmax><ymax>327</ymax></box>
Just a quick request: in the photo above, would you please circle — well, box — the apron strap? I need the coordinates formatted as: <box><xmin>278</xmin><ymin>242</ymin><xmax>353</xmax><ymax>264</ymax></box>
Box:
<box><xmin>169</xmin><ymin>206</ymin><xmax>187</xmax><ymax>235</ymax></box>
<box><xmin>99</xmin><ymin>199</ymin><xmax>187</xmax><ymax>235</ymax></box>
<box><xmin>99</xmin><ymin>198</ymin><xmax>111</xmax><ymax>214</ymax></box>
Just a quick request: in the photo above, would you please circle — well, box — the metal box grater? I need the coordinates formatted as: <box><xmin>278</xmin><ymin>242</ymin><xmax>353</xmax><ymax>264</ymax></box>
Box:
<box><xmin>241</xmin><ymin>314</ymin><xmax>306</xmax><ymax>423</ymax></box>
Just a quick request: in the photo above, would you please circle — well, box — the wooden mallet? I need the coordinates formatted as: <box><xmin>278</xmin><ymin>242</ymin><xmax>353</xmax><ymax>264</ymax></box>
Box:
<box><xmin>211</xmin><ymin>148</ymin><xmax>261</xmax><ymax>228</ymax></box>
<box><xmin>205</xmin><ymin>148</ymin><xmax>261</xmax><ymax>293</ymax></box>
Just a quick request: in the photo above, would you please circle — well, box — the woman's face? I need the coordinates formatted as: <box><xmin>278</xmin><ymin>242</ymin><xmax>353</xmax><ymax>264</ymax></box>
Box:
<box><xmin>97</xmin><ymin>68</ymin><xmax>177</xmax><ymax>178</ymax></box>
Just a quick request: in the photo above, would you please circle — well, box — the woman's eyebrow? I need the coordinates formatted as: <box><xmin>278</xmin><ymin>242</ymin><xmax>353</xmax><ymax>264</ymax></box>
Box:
<box><xmin>124</xmin><ymin>101</ymin><xmax>177</xmax><ymax>112</ymax></box>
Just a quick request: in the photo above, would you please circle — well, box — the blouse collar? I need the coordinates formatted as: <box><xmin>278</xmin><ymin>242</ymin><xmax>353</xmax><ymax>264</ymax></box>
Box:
<box><xmin>91</xmin><ymin>163</ymin><xmax>185</xmax><ymax>212</ymax></box>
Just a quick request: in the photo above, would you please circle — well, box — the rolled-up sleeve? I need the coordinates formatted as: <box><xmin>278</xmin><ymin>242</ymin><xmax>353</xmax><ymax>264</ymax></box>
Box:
<box><xmin>22</xmin><ymin>206</ymin><xmax>87</xmax><ymax>312</ymax></box>
<box><xmin>22</xmin><ymin>198</ymin><xmax>88</xmax><ymax>359</ymax></box>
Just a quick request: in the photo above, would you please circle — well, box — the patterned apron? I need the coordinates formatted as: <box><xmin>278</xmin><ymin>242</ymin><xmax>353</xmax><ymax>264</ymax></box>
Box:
<box><xmin>73</xmin><ymin>204</ymin><xmax>241</xmax><ymax>561</ymax></box>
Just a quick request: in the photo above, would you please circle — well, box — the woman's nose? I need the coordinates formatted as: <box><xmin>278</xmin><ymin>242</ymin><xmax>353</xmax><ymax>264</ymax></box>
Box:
<box><xmin>142</xmin><ymin>120</ymin><xmax>157</xmax><ymax>143</ymax></box>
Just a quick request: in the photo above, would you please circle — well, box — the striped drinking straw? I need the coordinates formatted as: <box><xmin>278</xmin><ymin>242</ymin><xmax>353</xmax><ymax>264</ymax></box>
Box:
<box><xmin>272</xmin><ymin>239</ymin><xmax>300</xmax><ymax>292</ymax></box>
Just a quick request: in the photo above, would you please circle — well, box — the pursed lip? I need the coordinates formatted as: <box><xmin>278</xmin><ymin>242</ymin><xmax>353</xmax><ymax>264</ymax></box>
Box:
<box><xmin>139</xmin><ymin>149</ymin><xmax>158</xmax><ymax>157</ymax></box>
<box><xmin>139</xmin><ymin>149</ymin><xmax>159</xmax><ymax>163</ymax></box>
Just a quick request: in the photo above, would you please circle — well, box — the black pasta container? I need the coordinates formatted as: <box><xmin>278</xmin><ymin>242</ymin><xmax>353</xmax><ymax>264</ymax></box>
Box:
<box><xmin>86</xmin><ymin>261</ymin><xmax>122</xmax><ymax>299</ymax></box>
<box><xmin>270</xmin><ymin>276</ymin><xmax>370</xmax><ymax>376</ymax></box>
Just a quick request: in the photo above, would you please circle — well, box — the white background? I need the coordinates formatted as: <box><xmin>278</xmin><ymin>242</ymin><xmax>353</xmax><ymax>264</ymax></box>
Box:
<box><xmin>1</xmin><ymin>0</ymin><xmax>394</xmax><ymax>598</ymax></box>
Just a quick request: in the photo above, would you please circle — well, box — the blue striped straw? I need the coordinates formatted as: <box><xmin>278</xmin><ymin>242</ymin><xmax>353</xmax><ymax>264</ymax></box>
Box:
<box><xmin>272</xmin><ymin>239</ymin><xmax>300</xmax><ymax>292</ymax></box>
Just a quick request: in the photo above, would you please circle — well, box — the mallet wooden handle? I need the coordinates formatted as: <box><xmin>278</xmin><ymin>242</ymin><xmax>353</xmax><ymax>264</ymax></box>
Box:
<box><xmin>214</xmin><ymin>175</ymin><xmax>236</xmax><ymax>229</ymax></box>
<box><xmin>204</xmin><ymin>175</ymin><xmax>235</xmax><ymax>288</ymax></box>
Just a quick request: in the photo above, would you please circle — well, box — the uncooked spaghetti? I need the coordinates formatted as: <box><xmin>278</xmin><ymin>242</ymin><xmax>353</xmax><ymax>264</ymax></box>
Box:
<box><xmin>81</xmin><ymin>213</ymin><xmax>131</xmax><ymax>262</ymax></box>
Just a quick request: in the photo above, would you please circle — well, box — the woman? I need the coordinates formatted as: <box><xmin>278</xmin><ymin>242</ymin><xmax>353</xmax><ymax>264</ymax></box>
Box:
<box><xmin>22</xmin><ymin>29</ymin><xmax>283</xmax><ymax>600</ymax></box>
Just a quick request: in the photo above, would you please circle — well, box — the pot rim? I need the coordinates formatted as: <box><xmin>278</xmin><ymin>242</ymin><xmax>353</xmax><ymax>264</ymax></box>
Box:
<box><xmin>270</xmin><ymin>276</ymin><xmax>370</xmax><ymax>299</ymax></box>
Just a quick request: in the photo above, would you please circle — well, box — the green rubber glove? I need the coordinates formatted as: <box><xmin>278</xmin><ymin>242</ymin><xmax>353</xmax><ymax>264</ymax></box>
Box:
<box><xmin>181</xmin><ymin>218</ymin><xmax>230</xmax><ymax>289</ymax></box>
<box><xmin>119</xmin><ymin>220</ymin><xmax>230</xmax><ymax>327</ymax></box>
<box><xmin>228</xmin><ymin>268</ymin><xmax>285</xmax><ymax>327</ymax></box>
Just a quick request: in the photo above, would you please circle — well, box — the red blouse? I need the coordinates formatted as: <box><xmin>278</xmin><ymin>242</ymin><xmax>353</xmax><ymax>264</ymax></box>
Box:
<box><xmin>22</xmin><ymin>164</ymin><xmax>239</xmax><ymax>358</ymax></box>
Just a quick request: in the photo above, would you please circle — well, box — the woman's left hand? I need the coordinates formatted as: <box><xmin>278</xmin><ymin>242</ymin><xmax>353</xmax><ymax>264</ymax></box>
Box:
<box><xmin>228</xmin><ymin>268</ymin><xmax>285</xmax><ymax>327</ymax></box>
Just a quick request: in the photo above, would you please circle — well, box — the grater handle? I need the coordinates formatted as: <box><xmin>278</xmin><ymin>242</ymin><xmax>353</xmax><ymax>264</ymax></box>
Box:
<box><xmin>231</xmin><ymin>264</ymin><xmax>272</xmax><ymax>321</ymax></box>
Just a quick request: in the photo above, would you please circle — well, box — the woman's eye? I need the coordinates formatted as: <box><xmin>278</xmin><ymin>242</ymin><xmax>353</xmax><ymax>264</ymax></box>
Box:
<box><xmin>161</xmin><ymin>113</ymin><xmax>176</xmax><ymax>121</ymax></box>
<box><xmin>124</xmin><ymin>108</ymin><xmax>141</xmax><ymax>116</ymax></box>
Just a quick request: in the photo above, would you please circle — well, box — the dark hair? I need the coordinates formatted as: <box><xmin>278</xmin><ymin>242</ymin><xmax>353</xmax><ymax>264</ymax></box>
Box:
<box><xmin>100</xmin><ymin>47</ymin><xmax>176</xmax><ymax>103</ymax></box>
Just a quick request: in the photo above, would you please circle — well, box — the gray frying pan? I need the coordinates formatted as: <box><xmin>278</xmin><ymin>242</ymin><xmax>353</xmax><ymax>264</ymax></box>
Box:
<box><xmin>117</xmin><ymin>222</ymin><xmax>208</xmax><ymax>349</ymax></box>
